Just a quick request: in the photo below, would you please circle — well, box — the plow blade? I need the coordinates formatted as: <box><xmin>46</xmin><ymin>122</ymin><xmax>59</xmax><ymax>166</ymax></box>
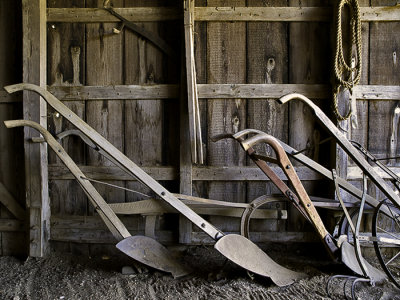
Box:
<box><xmin>341</xmin><ymin>241</ymin><xmax>386</xmax><ymax>283</ymax></box>
<box><xmin>215</xmin><ymin>234</ymin><xmax>307</xmax><ymax>286</ymax></box>
<box><xmin>117</xmin><ymin>236</ymin><xmax>191</xmax><ymax>279</ymax></box>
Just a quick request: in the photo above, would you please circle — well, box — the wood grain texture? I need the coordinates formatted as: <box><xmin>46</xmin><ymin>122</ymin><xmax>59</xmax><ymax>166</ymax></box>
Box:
<box><xmin>47</xmin><ymin>0</ymin><xmax>87</xmax><ymax>218</ymax></box>
<box><xmin>288</xmin><ymin>0</ymin><xmax>330</xmax><ymax>232</ymax></box>
<box><xmin>245</xmin><ymin>0</ymin><xmax>288</xmax><ymax>232</ymax></box>
<box><xmin>46</xmin><ymin>6</ymin><xmax>400</xmax><ymax>22</ymax></box>
<box><xmin>367</xmin><ymin>0</ymin><xmax>400</xmax><ymax>203</ymax></box>
<box><xmin>207</xmin><ymin>0</ymin><xmax>247</xmax><ymax>207</ymax></box>
<box><xmin>48</xmin><ymin>85</ymin><xmax>179</xmax><ymax>100</ymax></box>
<box><xmin>335</xmin><ymin>0</ymin><xmax>370</xmax><ymax>204</ymax></box>
<box><xmin>124</xmin><ymin>0</ymin><xmax>165</xmax><ymax>212</ymax></box>
<box><xmin>47</xmin><ymin>7</ymin><xmax>181</xmax><ymax>23</ymax></box>
<box><xmin>48</xmin><ymin>165</ymin><xmax>320</xmax><ymax>181</ymax></box>
<box><xmin>86</xmin><ymin>0</ymin><xmax>125</xmax><ymax>213</ymax></box>
<box><xmin>47</xmin><ymin>84</ymin><xmax>400</xmax><ymax>100</ymax></box>
<box><xmin>22</xmin><ymin>0</ymin><xmax>49</xmax><ymax>257</ymax></box>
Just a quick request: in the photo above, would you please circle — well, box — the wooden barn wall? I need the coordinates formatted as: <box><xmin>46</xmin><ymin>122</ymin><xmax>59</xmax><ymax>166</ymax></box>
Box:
<box><xmin>44</xmin><ymin>1</ymin><xmax>400</xmax><ymax>252</ymax></box>
<box><xmin>46</xmin><ymin>0</ymin><xmax>181</xmax><ymax>255</ymax></box>
<box><xmin>193</xmin><ymin>0</ymin><xmax>332</xmax><ymax>236</ymax></box>
<box><xmin>337</xmin><ymin>0</ymin><xmax>400</xmax><ymax>233</ymax></box>
<box><xmin>0</xmin><ymin>1</ymin><xmax>25</xmax><ymax>255</ymax></box>
<box><xmin>0</xmin><ymin>0</ymin><xmax>399</xmax><ymax>255</ymax></box>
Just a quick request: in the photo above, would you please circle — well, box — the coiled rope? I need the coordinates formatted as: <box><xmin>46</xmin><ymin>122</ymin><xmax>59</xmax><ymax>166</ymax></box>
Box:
<box><xmin>333</xmin><ymin>0</ymin><xmax>362</xmax><ymax>121</ymax></box>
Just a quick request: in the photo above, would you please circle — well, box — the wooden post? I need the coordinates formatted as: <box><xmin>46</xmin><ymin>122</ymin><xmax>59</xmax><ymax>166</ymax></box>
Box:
<box><xmin>179</xmin><ymin>46</ymin><xmax>193</xmax><ymax>244</ymax></box>
<box><xmin>22</xmin><ymin>0</ymin><xmax>49</xmax><ymax>257</ymax></box>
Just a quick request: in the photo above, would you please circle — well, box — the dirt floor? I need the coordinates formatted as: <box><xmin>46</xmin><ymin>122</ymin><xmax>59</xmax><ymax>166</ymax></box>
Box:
<box><xmin>0</xmin><ymin>244</ymin><xmax>399</xmax><ymax>300</ymax></box>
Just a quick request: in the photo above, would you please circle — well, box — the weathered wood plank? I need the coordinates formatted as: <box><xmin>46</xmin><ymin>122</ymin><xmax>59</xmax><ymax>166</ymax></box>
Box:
<box><xmin>180</xmin><ymin>12</ymin><xmax>194</xmax><ymax>243</ymax></box>
<box><xmin>194</xmin><ymin>166</ymin><xmax>321</xmax><ymax>181</ymax></box>
<box><xmin>191</xmin><ymin>231</ymin><xmax>318</xmax><ymax>244</ymax></box>
<box><xmin>367</xmin><ymin>0</ymin><xmax>400</xmax><ymax>204</ymax></box>
<box><xmin>199</xmin><ymin>84</ymin><xmax>328</xmax><ymax>99</ymax></box>
<box><xmin>195</xmin><ymin>6</ymin><xmax>400</xmax><ymax>22</ymax></box>
<box><xmin>47</xmin><ymin>0</ymin><xmax>88</xmax><ymax>222</ymax></box>
<box><xmin>22</xmin><ymin>0</ymin><xmax>49</xmax><ymax>257</ymax></box>
<box><xmin>124</xmin><ymin>0</ymin><xmax>165</xmax><ymax>209</ymax></box>
<box><xmin>348</xmin><ymin>166</ymin><xmax>400</xmax><ymax>180</ymax></box>
<box><xmin>49</xmin><ymin>215</ymin><xmax>316</xmax><ymax>244</ymax></box>
<box><xmin>335</xmin><ymin>0</ymin><xmax>370</xmax><ymax>204</ymax></box>
<box><xmin>246</xmin><ymin>0</ymin><xmax>288</xmax><ymax>233</ymax></box>
<box><xmin>47</xmin><ymin>84</ymin><xmax>400</xmax><ymax>100</ymax></box>
<box><xmin>47</xmin><ymin>7</ymin><xmax>181</xmax><ymax>23</ymax></box>
<box><xmin>184</xmin><ymin>0</ymin><xmax>200</xmax><ymax>164</ymax></box>
<box><xmin>0</xmin><ymin>183</ymin><xmax>25</xmax><ymax>221</ymax></box>
<box><xmin>0</xmin><ymin>92</ymin><xmax>20</xmax><ymax>104</ymax></box>
<box><xmin>48</xmin><ymin>84</ymin><xmax>179</xmax><ymax>100</ymax></box>
<box><xmin>0</xmin><ymin>220</ymin><xmax>24</xmax><ymax>232</ymax></box>
<box><xmin>207</xmin><ymin>0</ymin><xmax>247</xmax><ymax>209</ymax></box>
<box><xmin>288</xmin><ymin>0</ymin><xmax>330</xmax><ymax>232</ymax></box>
<box><xmin>46</xmin><ymin>6</ymin><xmax>400</xmax><ymax>23</ymax></box>
<box><xmin>48</xmin><ymin>165</ymin><xmax>321</xmax><ymax>181</ymax></box>
<box><xmin>86</xmin><ymin>0</ymin><xmax>125</xmax><ymax>213</ymax></box>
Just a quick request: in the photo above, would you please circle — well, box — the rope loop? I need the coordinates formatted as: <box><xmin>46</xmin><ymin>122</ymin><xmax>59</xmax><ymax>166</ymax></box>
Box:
<box><xmin>333</xmin><ymin>0</ymin><xmax>362</xmax><ymax>121</ymax></box>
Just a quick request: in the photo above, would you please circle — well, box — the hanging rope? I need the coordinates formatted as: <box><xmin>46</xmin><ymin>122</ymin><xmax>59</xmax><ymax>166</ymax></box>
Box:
<box><xmin>332</xmin><ymin>0</ymin><xmax>362</xmax><ymax>121</ymax></box>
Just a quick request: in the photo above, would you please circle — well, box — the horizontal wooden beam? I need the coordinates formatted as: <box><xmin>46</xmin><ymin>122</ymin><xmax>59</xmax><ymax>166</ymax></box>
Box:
<box><xmin>0</xmin><ymin>91</ymin><xmax>21</xmax><ymax>104</ymax></box>
<box><xmin>48</xmin><ymin>165</ymin><xmax>176</xmax><ymax>181</ymax></box>
<box><xmin>194</xmin><ymin>6</ymin><xmax>400</xmax><ymax>22</ymax></box>
<box><xmin>47</xmin><ymin>84</ymin><xmax>400</xmax><ymax>101</ymax></box>
<box><xmin>50</xmin><ymin>215</ymin><xmax>317</xmax><ymax>243</ymax></box>
<box><xmin>108</xmin><ymin>198</ymin><xmax>285</xmax><ymax>219</ymax></box>
<box><xmin>195</xmin><ymin>7</ymin><xmax>331</xmax><ymax>22</ymax></box>
<box><xmin>193</xmin><ymin>166</ymin><xmax>321</xmax><ymax>181</ymax></box>
<box><xmin>191</xmin><ymin>231</ymin><xmax>318</xmax><ymax>244</ymax></box>
<box><xmin>48</xmin><ymin>165</ymin><xmax>322</xmax><ymax>181</ymax></box>
<box><xmin>47</xmin><ymin>84</ymin><xmax>179</xmax><ymax>100</ymax></box>
<box><xmin>0</xmin><ymin>219</ymin><xmax>24</xmax><ymax>232</ymax></box>
<box><xmin>46</xmin><ymin>6</ymin><xmax>400</xmax><ymax>23</ymax></box>
<box><xmin>0</xmin><ymin>182</ymin><xmax>26</xmax><ymax>220</ymax></box>
<box><xmin>47</xmin><ymin>7</ymin><xmax>182</xmax><ymax>23</ymax></box>
<box><xmin>347</xmin><ymin>166</ymin><xmax>400</xmax><ymax>180</ymax></box>
<box><xmin>353</xmin><ymin>85</ymin><xmax>400</xmax><ymax>100</ymax></box>
<box><xmin>197</xmin><ymin>84</ymin><xmax>329</xmax><ymax>99</ymax></box>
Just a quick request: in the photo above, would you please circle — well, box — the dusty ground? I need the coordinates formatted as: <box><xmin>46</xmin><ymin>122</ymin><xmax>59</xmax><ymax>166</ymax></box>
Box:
<box><xmin>0</xmin><ymin>244</ymin><xmax>399</xmax><ymax>300</ymax></box>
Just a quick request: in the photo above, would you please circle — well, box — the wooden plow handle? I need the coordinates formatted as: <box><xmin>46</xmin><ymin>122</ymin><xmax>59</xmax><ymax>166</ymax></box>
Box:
<box><xmin>278</xmin><ymin>93</ymin><xmax>400</xmax><ymax>210</ymax></box>
<box><xmin>4</xmin><ymin>119</ymin><xmax>131</xmax><ymax>241</ymax></box>
<box><xmin>4</xmin><ymin>83</ymin><xmax>224</xmax><ymax>241</ymax></box>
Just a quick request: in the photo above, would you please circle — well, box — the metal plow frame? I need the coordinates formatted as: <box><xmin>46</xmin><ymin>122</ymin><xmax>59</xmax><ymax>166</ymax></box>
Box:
<box><xmin>214</xmin><ymin>129</ymin><xmax>386</xmax><ymax>283</ymax></box>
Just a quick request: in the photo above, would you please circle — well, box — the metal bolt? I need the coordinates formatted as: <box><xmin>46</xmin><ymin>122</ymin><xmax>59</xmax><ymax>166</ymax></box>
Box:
<box><xmin>201</xmin><ymin>223</ymin><xmax>206</xmax><ymax>228</ymax></box>
<box><xmin>161</xmin><ymin>192</ymin><xmax>165</xmax><ymax>196</ymax></box>
<box><xmin>286</xmin><ymin>165</ymin><xmax>290</xmax><ymax>169</ymax></box>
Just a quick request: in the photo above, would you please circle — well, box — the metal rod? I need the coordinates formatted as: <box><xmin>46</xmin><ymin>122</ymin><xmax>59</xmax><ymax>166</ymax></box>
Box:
<box><xmin>80</xmin><ymin>176</ymin><xmax>151</xmax><ymax>198</ymax></box>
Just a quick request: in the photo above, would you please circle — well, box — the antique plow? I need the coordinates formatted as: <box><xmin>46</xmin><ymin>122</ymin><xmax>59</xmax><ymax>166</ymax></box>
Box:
<box><xmin>213</xmin><ymin>130</ymin><xmax>387</xmax><ymax>284</ymax></box>
<box><xmin>277</xmin><ymin>93</ymin><xmax>400</xmax><ymax>287</ymax></box>
<box><xmin>278</xmin><ymin>93</ymin><xmax>400</xmax><ymax>209</ymax></box>
<box><xmin>4</xmin><ymin>119</ymin><xmax>190</xmax><ymax>278</ymax></box>
<box><xmin>4</xmin><ymin>83</ymin><xmax>306</xmax><ymax>286</ymax></box>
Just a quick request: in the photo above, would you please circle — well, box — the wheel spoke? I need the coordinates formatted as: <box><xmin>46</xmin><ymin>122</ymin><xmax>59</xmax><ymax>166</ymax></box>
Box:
<box><xmin>377</xmin><ymin>226</ymin><xmax>400</xmax><ymax>241</ymax></box>
<box><xmin>386</xmin><ymin>203</ymin><xmax>400</xmax><ymax>229</ymax></box>
<box><xmin>385</xmin><ymin>249</ymin><xmax>400</xmax><ymax>266</ymax></box>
